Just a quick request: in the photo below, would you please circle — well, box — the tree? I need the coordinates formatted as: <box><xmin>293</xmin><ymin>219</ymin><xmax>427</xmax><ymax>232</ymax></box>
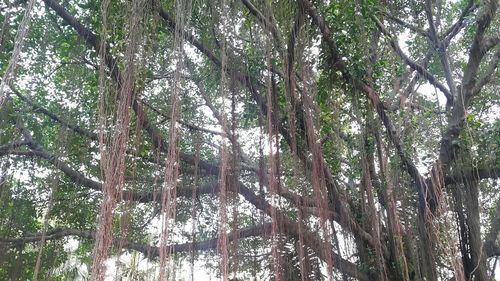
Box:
<box><xmin>0</xmin><ymin>0</ymin><xmax>498</xmax><ymax>280</ymax></box>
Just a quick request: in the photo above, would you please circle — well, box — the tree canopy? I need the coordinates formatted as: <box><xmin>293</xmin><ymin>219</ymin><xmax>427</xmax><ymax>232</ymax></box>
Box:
<box><xmin>0</xmin><ymin>0</ymin><xmax>499</xmax><ymax>280</ymax></box>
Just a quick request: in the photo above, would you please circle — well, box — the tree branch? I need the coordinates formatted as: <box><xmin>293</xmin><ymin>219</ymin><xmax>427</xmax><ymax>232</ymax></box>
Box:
<box><xmin>439</xmin><ymin>0</ymin><xmax>498</xmax><ymax>171</ymax></box>
<box><xmin>485</xmin><ymin>198</ymin><xmax>500</xmax><ymax>258</ymax></box>
<box><xmin>240</xmin><ymin>0</ymin><xmax>284</xmax><ymax>51</ymax></box>
<box><xmin>373</xmin><ymin>16</ymin><xmax>453</xmax><ymax>102</ymax></box>
<box><xmin>235</xmin><ymin>183</ymin><xmax>370</xmax><ymax>281</ymax></box>
<box><xmin>0</xmin><ymin>223</ymin><xmax>272</xmax><ymax>256</ymax></box>
<box><xmin>471</xmin><ymin>48</ymin><xmax>500</xmax><ymax>97</ymax></box>
<box><xmin>4</xmin><ymin>124</ymin><xmax>221</xmax><ymax>203</ymax></box>
<box><xmin>11</xmin><ymin>86</ymin><xmax>98</xmax><ymax>141</ymax></box>
<box><xmin>7</xmin><ymin>146</ymin><xmax>221</xmax><ymax>203</ymax></box>
<box><xmin>445</xmin><ymin>166</ymin><xmax>500</xmax><ymax>185</ymax></box>
<box><xmin>383</xmin><ymin>13</ymin><xmax>429</xmax><ymax>38</ymax></box>
<box><xmin>424</xmin><ymin>0</ymin><xmax>457</xmax><ymax>102</ymax></box>
<box><xmin>0</xmin><ymin>141</ymin><xmax>30</xmax><ymax>154</ymax></box>
<box><xmin>42</xmin><ymin>0</ymin><xmax>220</xmax><ymax>176</ymax></box>
<box><xmin>442</xmin><ymin>0</ymin><xmax>476</xmax><ymax>44</ymax></box>
<box><xmin>482</xmin><ymin>36</ymin><xmax>500</xmax><ymax>53</ymax></box>
<box><xmin>139</xmin><ymin>98</ymin><xmax>225</xmax><ymax>137</ymax></box>
<box><xmin>301</xmin><ymin>0</ymin><xmax>432</xmax><ymax>210</ymax></box>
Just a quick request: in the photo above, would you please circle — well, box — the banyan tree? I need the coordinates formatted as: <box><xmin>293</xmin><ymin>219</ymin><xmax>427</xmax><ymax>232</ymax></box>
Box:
<box><xmin>0</xmin><ymin>0</ymin><xmax>499</xmax><ymax>280</ymax></box>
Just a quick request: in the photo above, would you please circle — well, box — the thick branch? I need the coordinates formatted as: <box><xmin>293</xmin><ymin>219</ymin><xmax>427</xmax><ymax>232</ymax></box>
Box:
<box><xmin>483</xmin><ymin>36</ymin><xmax>500</xmax><ymax>53</ymax></box>
<box><xmin>0</xmin><ymin>223</ymin><xmax>272</xmax><ymax>256</ymax></box>
<box><xmin>442</xmin><ymin>0</ymin><xmax>476</xmax><ymax>44</ymax></box>
<box><xmin>445</xmin><ymin>166</ymin><xmax>500</xmax><ymax>185</ymax></box>
<box><xmin>439</xmin><ymin>0</ymin><xmax>498</xmax><ymax>171</ymax></box>
<box><xmin>0</xmin><ymin>141</ymin><xmax>30</xmax><ymax>154</ymax></box>
<box><xmin>3</xmin><ymin>130</ymin><xmax>219</xmax><ymax>203</ymax></box>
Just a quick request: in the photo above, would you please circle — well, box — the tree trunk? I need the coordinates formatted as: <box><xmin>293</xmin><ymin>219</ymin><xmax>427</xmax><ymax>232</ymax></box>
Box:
<box><xmin>463</xmin><ymin>178</ymin><xmax>488</xmax><ymax>281</ymax></box>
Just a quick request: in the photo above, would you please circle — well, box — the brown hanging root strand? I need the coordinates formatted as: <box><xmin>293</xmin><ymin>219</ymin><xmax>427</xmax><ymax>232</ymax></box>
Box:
<box><xmin>354</xmin><ymin>109</ymin><xmax>387</xmax><ymax>281</ymax></box>
<box><xmin>90</xmin><ymin>0</ymin><xmax>144</xmax><ymax>279</ymax></box>
<box><xmin>288</xmin><ymin>149</ymin><xmax>307</xmax><ymax>281</ymax></box>
<box><xmin>229</xmin><ymin>83</ymin><xmax>241</xmax><ymax>279</ymax></box>
<box><xmin>296</xmin><ymin>28</ymin><xmax>335</xmax><ymax>279</ymax></box>
<box><xmin>356</xmin><ymin>8</ymin><xmax>389</xmax><ymax>279</ymax></box>
<box><xmin>430</xmin><ymin>160</ymin><xmax>444</xmax><ymax>213</ymax></box>
<box><xmin>299</xmin><ymin>60</ymin><xmax>334</xmax><ymax>281</ymax></box>
<box><xmin>218</xmin><ymin>144</ymin><xmax>230</xmax><ymax>281</ymax></box>
<box><xmin>283</xmin><ymin>52</ymin><xmax>298</xmax><ymax>158</ymax></box>
<box><xmin>230</xmin><ymin>188</ymin><xmax>240</xmax><ymax>278</ymax></box>
<box><xmin>256</xmin><ymin>3</ymin><xmax>284</xmax><ymax>277</ymax></box>
<box><xmin>282</xmin><ymin>1</ymin><xmax>305</xmax><ymax>161</ymax></box>
<box><xmin>376</xmin><ymin>134</ymin><xmax>411</xmax><ymax>281</ymax></box>
<box><xmin>360</xmin><ymin>139</ymin><xmax>388</xmax><ymax>281</ymax></box>
<box><xmin>290</xmin><ymin>153</ymin><xmax>307</xmax><ymax>281</ymax></box>
<box><xmin>144</xmin><ymin>143</ymin><xmax>162</xmax><ymax>276</ymax></box>
<box><xmin>428</xmin><ymin>160</ymin><xmax>466</xmax><ymax>280</ymax></box>
<box><xmin>91</xmin><ymin>0</ymin><xmax>112</xmax><ymax>277</ymax></box>
<box><xmin>271</xmin><ymin>74</ymin><xmax>286</xmax><ymax>265</ymax></box>
<box><xmin>216</xmin><ymin>0</ymin><xmax>230</xmax><ymax>280</ymax></box>
<box><xmin>257</xmin><ymin>114</ymin><xmax>267</xmax><ymax>278</ymax></box>
<box><xmin>296</xmin><ymin>205</ymin><xmax>307</xmax><ymax>281</ymax></box>
<box><xmin>134</xmin><ymin>10</ymin><xmax>159</xmax><ymax>267</ymax></box>
<box><xmin>97</xmin><ymin>0</ymin><xmax>111</xmax><ymax>167</ymax></box>
<box><xmin>32</xmin><ymin>129</ymin><xmax>68</xmax><ymax>281</ymax></box>
<box><xmin>189</xmin><ymin>132</ymin><xmax>201</xmax><ymax>281</ymax></box>
<box><xmin>228</xmin><ymin>41</ymin><xmax>242</xmax><ymax>274</ymax></box>
<box><xmin>116</xmin><ymin>0</ymin><xmax>154</xmax><ymax>274</ymax></box>
<box><xmin>0</xmin><ymin>0</ymin><xmax>36</xmax><ymax>109</ymax></box>
<box><xmin>284</xmin><ymin>17</ymin><xmax>307</xmax><ymax>277</ymax></box>
<box><xmin>264</xmin><ymin>39</ymin><xmax>282</xmax><ymax>281</ymax></box>
<box><xmin>158</xmin><ymin>148</ymin><xmax>179</xmax><ymax>280</ymax></box>
<box><xmin>158</xmin><ymin>0</ymin><xmax>192</xmax><ymax>279</ymax></box>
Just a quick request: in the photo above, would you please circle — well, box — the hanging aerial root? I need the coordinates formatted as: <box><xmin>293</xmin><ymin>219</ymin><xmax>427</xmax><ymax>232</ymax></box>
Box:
<box><xmin>158</xmin><ymin>0</ymin><xmax>192</xmax><ymax>279</ymax></box>
<box><xmin>300</xmin><ymin>61</ymin><xmax>334</xmax><ymax>281</ymax></box>
<box><xmin>90</xmin><ymin>0</ymin><xmax>144</xmax><ymax>280</ymax></box>
<box><xmin>0</xmin><ymin>0</ymin><xmax>36</xmax><ymax>108</ymax></box>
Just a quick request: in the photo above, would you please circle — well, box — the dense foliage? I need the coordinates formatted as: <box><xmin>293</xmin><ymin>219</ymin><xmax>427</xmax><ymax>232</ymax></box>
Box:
<box><xmin>0</xmin><ymin>0</ymin><xmax>498</xmax><ymax>280</ymax></box>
